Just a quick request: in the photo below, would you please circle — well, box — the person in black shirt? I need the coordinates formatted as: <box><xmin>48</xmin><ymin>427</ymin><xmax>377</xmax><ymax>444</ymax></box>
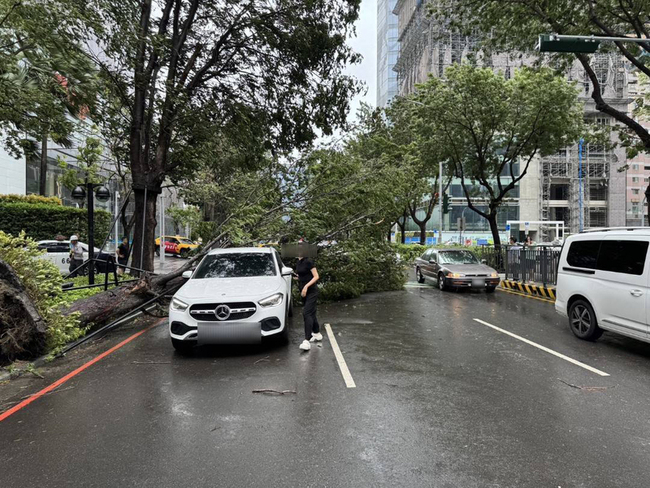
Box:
<box><xmin>296</xmin><ymin>253</ymin><xmax>320</xmax><ymax>351</ymax></box>
<box><xmin>117</xmin><ymin>237</ymin><xmax>129</xmax><ymax>274</ymax></box>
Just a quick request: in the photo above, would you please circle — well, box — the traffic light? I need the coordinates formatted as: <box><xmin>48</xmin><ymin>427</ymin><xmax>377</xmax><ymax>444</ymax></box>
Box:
<box><xmin>442</xmin><ymin>193</ymin><xmax>450</xmax><ymax>214</ymax></box>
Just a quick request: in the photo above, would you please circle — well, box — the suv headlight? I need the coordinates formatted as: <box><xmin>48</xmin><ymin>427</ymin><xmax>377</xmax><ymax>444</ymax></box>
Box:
<box><xmin>258</xmin><ymin>293</ymin><xmax>283</xmax><ymax>307</ymax></box>
<box><xmin>170</xmin><ymin>298</ymin><xmax>189</xmax><ymax>311</ymax></box>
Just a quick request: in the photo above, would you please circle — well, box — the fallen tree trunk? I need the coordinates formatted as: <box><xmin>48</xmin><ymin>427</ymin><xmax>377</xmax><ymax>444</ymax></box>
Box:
<box><xmin>62</xmin><ymin>233</ymin><xmax>230</xmax><ymax>329</ymax></box>
<box><xmin>0</xmin><ymin>259</ymin><xmax>48</xmax><ymax>365</ymax></box>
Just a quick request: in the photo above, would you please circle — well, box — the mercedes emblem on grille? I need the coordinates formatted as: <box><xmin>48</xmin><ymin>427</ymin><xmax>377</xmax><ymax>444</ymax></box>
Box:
<box><xmin>214</xmin><ymin>304</ymin><xmax>231</xmax><ymax>321</ymax></box>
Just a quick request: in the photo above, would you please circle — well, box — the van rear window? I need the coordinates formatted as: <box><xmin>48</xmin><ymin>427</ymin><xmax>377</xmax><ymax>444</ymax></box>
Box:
<box><xmin>597</xmin><ymin>241</ymin><xmax>649</xmax><ymax>275</ymax></box>
<box><xmin>567</xmin><ymin>240</ymin><xmax>600</xmax><ymax>269</ymax></box>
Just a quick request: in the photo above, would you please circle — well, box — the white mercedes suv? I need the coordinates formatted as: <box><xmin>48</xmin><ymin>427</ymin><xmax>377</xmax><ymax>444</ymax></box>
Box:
<box><xmin>169</xmin><ymin>247</ymin><xmax>293</xmax><ymax>353</ymax></box>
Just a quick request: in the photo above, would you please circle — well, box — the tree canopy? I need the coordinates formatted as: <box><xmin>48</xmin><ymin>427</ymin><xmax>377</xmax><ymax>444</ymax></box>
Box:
<box><xmin>390</xmin><ymin>65</ymin><xmax>585</xmax><ymax>247</ymax></box>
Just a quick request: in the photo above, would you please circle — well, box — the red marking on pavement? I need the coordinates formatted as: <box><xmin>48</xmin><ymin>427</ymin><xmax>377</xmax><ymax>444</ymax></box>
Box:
<box><xmin>0</xmin><ymin>320</ymin><xmax>163</xmax><ymax>422</ymax></box>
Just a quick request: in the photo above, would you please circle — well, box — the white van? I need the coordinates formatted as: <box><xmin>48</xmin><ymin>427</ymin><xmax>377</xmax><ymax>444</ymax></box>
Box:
<box><xmin>556</xmin><ymin>228</ymin><xmax>650</xmax><ymax>343</ymax></box>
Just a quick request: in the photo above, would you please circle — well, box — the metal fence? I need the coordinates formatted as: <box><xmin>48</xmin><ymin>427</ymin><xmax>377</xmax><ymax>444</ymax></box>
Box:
<box><xmin>504</xmin><ymin>246</ymin><xmax>561</xmax><ymax>286</ymax></box>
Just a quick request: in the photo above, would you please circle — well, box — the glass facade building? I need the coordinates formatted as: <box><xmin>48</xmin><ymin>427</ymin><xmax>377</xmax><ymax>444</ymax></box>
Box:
<box><xmin>376</xmin><ymin>0</ymin><xmax>399</xmax><ymax>107</ymax></box>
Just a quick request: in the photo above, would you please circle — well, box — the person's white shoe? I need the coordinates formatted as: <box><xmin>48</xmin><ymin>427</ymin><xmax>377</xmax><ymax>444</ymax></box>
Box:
<box><xmin>309</xmin><ymin>333</ymin><xmax>323</xmax><ymax>342</ymax></box>
<box><xmin>299</xmin><ymin>340</ymin><xmax>311</xmax><ymax>351</ymax></box>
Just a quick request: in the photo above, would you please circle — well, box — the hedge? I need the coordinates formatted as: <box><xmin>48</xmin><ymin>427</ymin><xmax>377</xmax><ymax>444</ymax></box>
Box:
<box><xmin>0</xmin><ymin>194</ymin><xmax>62</xmax><ymax>205</ymax></box>
<box><xmin>0</xmin><ymin>202</ymin><xmax>112</xmax><ymax>244</ymax></box>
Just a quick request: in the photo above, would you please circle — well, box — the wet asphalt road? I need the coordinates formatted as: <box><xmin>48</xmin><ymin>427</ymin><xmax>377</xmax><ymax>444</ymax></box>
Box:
<box><xmin>3</xmin><ymin>283</ymin><xmax>650</xmax><ymax>487</ymax></box>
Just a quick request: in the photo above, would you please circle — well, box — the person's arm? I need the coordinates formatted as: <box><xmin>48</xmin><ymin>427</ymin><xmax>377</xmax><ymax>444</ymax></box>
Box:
<box><xmin>301</xmin><ymin>267</ymin><xmax>319</xmax><ymax>297</ymax></box>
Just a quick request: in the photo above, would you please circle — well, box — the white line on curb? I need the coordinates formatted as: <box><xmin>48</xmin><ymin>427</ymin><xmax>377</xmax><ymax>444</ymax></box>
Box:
<box><xmin>473</xmin><ymin>318</ymin><xmax>610</xmax><ymax>377</ymax></box>
<box><xmin>325</xmin><ymin>324</ymin><xmax>356</xmax><ymax>388</ymax></box>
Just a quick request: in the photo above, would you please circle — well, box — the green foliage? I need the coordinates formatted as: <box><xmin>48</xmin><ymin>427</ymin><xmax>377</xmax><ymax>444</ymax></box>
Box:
<box><xmin>57</xmin><ymin>132</ymin><xmax>107</xmax><ymax>192</ymax></box>
<box><xmin>287</xmin><ymin>241</ymin><xmax>407</xmax><ymax>302</ymax></box>
<box><xmin>166</xmin><ymin>205</ymin><xmax>201</xmax><ymax>236</ymax></box>
<box><xmin>389</xmin><ymin>65</ymin><xmax>584</xmax><ymax>246</ymax></box>
<box><xmin>392</xmin><ymin>243</ymin><xmax>429</xmax><ymax>265</ymax></box>
<box><xmin>0</xmin><ymin>0</ymin><xmax>98</xmax><ymax>159</ymax></box>
<box><xmin>427</xmin><ymin>0</ymin><xmax>650</xmax><ymax>154</ymax></box>
<box><xmin>0</xmin><ymin>194</ymin><xmax>62</xmax><ymax>205</ymax></box>
<box><xmin>0</xmin><ymin>231</ymin><xmax>86</xmax><ymax>353</ymax></box>
<box><xmin>0</xmin><ymin>202</ymin><xmax>111</xmax><ymax>242</ymax></box>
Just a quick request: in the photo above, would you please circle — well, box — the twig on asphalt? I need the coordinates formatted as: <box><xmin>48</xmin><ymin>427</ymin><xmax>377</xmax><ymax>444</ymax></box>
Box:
<box><xmin>254</xmin><ymin>356</ymin><xmax>270</xmax><ymax>364</ymax></box>
<box><xmin>558</xmin><ymin>379</ymin><xmax>612</xmax><ymax>392</ymax></box>
<box><xmin>252</xmin><ymin>389</ymin><xmax>297</xmax><ymax>395</ymax></box>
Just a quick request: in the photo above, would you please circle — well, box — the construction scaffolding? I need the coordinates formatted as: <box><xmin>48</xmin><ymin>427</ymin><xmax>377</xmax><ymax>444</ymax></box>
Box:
<box><xmin>540</xmin><ymin>144</ymin><xmax>612</xmax><ymax>239</ymax></box>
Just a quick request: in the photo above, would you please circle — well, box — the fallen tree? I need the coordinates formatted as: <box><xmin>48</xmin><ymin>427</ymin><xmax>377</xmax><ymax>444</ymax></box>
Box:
<box><xmin>0</xmin><ymin>259</ymin><xmax>48</xmax><ymax>365</ymax></box>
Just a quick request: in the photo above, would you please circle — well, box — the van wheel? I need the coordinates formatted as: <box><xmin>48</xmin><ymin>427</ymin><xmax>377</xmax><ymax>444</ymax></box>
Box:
<box><xmin>568</xmin><ymin>300</ymin><xmax>603</xmax><ymax>341</ymax></box>
<box><xmin>416</xmin><ymin>268</ymin><xmax>425</xmax><ymax>284</ymax></box>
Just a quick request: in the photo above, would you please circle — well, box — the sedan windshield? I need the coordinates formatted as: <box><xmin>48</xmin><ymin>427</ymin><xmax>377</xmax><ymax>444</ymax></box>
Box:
<box><xmin>439</xmin><ymin>250</ymin><xmax>479</xmax><ymax>265</ymax></box>
<box><xmin>193</xmin><ymin>253</ymin><xmax>276</xmax><ymax>279</ymax></box>
<box><xmin>180</xmin><ymin>239</ymin><xmax>194</xmax><ymax>244</ymax></box>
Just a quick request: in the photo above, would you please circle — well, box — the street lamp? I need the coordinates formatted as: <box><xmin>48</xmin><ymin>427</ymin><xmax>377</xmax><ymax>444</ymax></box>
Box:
<box><xmin>72</xmin><ymin>183</ymin><xmax>111</xmax><ymax>285</ymax></box>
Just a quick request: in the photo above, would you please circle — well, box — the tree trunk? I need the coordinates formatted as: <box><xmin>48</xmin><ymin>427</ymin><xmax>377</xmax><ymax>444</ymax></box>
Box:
<box><xmin>418</xmin><ymin>222</ymin><xmax>427</xmax><ymax>245</ymax></box>
<box><xmin>39</xmin><ymin>133</ymin><xmax>48</xmax><ymax>196</ymax></box>
<box><xmin>645</xmin><ymin>185</ymin><xmax>650</xmax><ymax>227</ymax></box>
<box><xmin>0</xmin><ymin>260</ymin><xmax>47</xmax><ymax>364</ymax></box>
<box><xmin>487</xmin><ymin>213</ymin><xmax>501</xmax><ymax>250</ymax></box>
<box><xmin>130</xmin><ymin>188</ymin><xmax>159</xmax><ymax>272</ymax></box>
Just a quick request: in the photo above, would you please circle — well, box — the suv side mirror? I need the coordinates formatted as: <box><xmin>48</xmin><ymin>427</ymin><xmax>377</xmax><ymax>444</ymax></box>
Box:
<box><xmin>281</xmin><ymin>266</ymin><xmax>293</xmax><ymax>276</ymax></box>
<box><xmin>182</xmin><ymin>270</ymin><xmax>193</xmax><ymax>279</ymax></box>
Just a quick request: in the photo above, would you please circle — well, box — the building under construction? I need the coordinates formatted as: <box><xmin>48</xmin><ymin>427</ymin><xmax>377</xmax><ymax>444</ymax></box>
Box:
<box><xmin>392</xmin><ymin>0</ymin><xmax>628</xmax><ymax>239</ymax></box>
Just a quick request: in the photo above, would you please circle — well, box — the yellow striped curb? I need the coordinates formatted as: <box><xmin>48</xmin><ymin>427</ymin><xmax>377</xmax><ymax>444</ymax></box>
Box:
<box><xmin>500</xmin><ymin>279</ymin><xmax>556</xmax><ymax>303</ymax></box>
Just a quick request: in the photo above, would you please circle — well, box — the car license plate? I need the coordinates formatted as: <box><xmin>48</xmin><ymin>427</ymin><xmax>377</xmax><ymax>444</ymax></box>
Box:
<box><xmin>197</xmin><ymin>321</ymin><xmax>261</xmax><ymax>344</ymax></box>
<box><xmin>471</xmin><ymin>278</ymin><xmax>485</xmax><ymax>288</ymax></box>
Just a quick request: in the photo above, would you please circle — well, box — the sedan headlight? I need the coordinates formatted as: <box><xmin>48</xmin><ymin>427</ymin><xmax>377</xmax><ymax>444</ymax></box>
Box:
<box><xmin>258</xmin><ymin>293</ymin><xmax>284</xmax><ymax>308</ymax></box>
<box><xmin>491</xmin><ymin>272</ymin><xmax>499</xmax><ymax>278</ymax></box>
<box><xmin>449</xmin><ymin>273</ymin><xmax>465</xmax><ymax>278</ymax></box>
<box><xmin>170</xmin><ymin>298</ymin><xmax>189</xmax><ymax>312</ymax></box>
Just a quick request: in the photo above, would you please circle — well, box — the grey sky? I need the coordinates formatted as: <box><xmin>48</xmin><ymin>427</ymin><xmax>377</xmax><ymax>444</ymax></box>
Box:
<box><xmin>345</xmin><ymin>0</ymin><xmax>377</xmax><ymax>120</ymax></box>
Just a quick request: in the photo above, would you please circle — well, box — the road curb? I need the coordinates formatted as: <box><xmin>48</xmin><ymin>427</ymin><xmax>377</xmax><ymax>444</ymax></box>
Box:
<box><xmin>500</xmin><ymin>280</ymin><xmax>556</xmax><ymax>302</ymax></box>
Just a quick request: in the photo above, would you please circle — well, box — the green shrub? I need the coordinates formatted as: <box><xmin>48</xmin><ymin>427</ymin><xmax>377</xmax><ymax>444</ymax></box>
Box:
<box><xmin>0</xmin><ymin>194</ymin><xmax>62</xmax><ymax>205</ymax></box>
<box><xmin>0</xmin><ymin>202</ymin><xmax>111</xmax><ymax>243</ymax></box>
<box><xmin>0</xmin><ymin>231</ymin><xmax>87</xmax><ymax>354</ymax></box>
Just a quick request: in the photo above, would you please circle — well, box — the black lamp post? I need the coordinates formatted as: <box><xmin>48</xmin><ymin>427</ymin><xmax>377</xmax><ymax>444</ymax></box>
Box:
<box><xmin>72</xmin><ymin>183</ymin><xmax>111</xmax><ymax>285</ymax></box>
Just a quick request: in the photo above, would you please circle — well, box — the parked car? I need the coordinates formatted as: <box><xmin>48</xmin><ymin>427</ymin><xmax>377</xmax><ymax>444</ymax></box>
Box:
<box><xmin>155</xmin><ymin>235</ymin><xmax>198</xmax><ymax>258</ymax></box>
<box><xmin>556</xmin><ymin>228</ymin><xmax>650</xmax><ymax>343</ymax></box>
<box><xmin>415</xmin><ymin>248</ymin><xmax>500</xmax><ymax>292</ymax></box>
<box><xmin>168</xmin><ymin>247</ymin><xmax>293</xmax><ymax>353</ymax></box>
<box><xmin>37</xmin><ymin>240</ymin><xmax>116</xmax><ymax>275</ymax></box>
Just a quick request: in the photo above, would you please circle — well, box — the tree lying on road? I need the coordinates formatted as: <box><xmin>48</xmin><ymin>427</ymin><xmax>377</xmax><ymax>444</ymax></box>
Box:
<box><xmin>394</xmin><ymin>65</ymin><xmax>585</xmax><ymax>248</ymax></box>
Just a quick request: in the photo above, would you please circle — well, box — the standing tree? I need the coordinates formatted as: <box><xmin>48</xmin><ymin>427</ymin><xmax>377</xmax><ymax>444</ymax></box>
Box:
<box><xmin>400</xmin><ymin>65</ymin><xmax>584</xmax><ymax>248</ymax></box>
<box><xmin>72</xmin><ymin>0</ymin><xmax>362</xmax><ymax>271</ymax></box>
<box><xmin>0</xmin><ymin>1</ymin><xmax>97</xmax><ymax>195</ymax></box>
<box><xmin>429</xmin><ymin>0</ymin><xmax>650</xmax><ymax>220</ymax></box>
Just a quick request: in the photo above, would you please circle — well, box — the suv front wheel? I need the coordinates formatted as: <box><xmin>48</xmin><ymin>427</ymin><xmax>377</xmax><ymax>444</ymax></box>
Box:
<box><xmin>568</xmin><ymin>299</ymin><xmax>603</xmax><ymax>341</ymax></box>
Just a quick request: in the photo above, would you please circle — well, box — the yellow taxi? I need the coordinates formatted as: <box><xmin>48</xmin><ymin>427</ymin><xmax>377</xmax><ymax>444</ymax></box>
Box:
<box><xmin>155</xmin><ymin>235</ymin><xmax>199</xmax><ymax>258</ymax></box>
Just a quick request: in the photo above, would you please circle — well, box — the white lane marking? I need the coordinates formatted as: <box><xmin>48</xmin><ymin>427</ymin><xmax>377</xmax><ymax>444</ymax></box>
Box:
<box><xmin>324</xmin><ymin>324</ymin><xmax>356</xmax><ymax>388</ymax></box>
<box><xmin>473</xmin><ymin>318</ymin><xmax>610</xmax><ymax>377</ymax></box>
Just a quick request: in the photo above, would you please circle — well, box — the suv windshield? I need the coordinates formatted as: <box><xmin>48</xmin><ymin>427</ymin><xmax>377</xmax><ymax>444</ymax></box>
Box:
<box><xmin>439</xmin><ymin>250</ymin><xmax>479</xmax><ymax>265</ymax></box>
<box><xmin>193</xmin><ymin>253</ymin><xmax>276</xmax><ymax>279</ymax></box>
